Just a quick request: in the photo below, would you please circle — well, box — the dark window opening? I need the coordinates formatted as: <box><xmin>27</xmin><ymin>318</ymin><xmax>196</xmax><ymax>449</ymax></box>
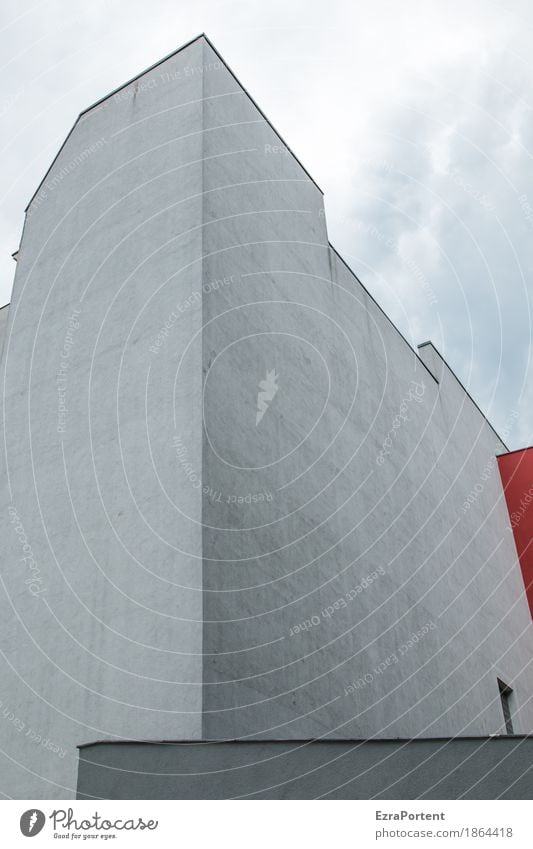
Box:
<box><xmin>498</xmin><ymin>678</ymin><xmax>514</xmax><ymax>735</ymax></box>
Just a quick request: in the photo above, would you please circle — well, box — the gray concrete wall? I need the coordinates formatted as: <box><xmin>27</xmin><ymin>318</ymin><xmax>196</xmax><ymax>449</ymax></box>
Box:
<box><xmin>0</xmin><ymin>38</ymin><xmax>208</xmax><ymax>798</ymax></box>
<box><xmin>0</xmin><ymin>35</ymin><xmax>532</xmax><ymax>800</ymax></box>
<box><xmin>76</xmin><ymin>738</ymin><xmax>533</xmax><ymax>799</ymax></box>
<box><xmin>197</xmin><ymin>38</ymin><xmax>533</xmax><ymax>741</ymax></box>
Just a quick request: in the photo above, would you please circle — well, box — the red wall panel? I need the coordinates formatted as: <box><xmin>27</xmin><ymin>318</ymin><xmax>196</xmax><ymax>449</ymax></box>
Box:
<box><xmin>498</xmin><ymin>447</ymin><xmax>533</xmax><ymax>618</ymax></box>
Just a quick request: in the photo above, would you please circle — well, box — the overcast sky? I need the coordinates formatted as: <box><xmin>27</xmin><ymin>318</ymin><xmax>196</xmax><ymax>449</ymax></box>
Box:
<box><xmin>1</xmin><ymin>0</ymin><xmax>532</xmax><ymax>447</ymax></box>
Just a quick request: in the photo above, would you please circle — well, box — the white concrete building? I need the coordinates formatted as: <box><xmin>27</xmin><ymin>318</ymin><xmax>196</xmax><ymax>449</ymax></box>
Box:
<box><xmin>1</xmin><ymin>35</ymin><xmax>532</xmax><ymax>799</ymax></box>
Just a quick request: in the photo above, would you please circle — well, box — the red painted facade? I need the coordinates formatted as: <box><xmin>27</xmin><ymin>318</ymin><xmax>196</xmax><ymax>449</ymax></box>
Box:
<box><xmin>498</xmin><ymin>447</ymin><xmax>533</xmax><ymax>618</ymax></box>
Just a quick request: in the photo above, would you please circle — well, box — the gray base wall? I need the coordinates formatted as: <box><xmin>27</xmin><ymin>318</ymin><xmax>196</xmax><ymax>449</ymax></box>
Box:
<box><xmin>77</xmin><ymin>737</ymin><xmax>533</xmax><ymax>800</ymax></box>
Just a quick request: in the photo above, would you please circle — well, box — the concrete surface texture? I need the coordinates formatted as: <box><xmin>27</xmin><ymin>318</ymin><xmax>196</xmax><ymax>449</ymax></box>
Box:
<box><xmin>0</xmin><ymin>34</ymin><xmax>531</xmax><ymax>799</ymax></box>
<box><xmin>77</xmin><ymin>738</ymin><xmax>533</xmax><ymax>800</ymax></box>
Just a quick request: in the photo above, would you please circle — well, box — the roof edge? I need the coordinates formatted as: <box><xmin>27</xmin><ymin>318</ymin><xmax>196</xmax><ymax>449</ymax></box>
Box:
<box><xmin>24</xmin><ymin>32</ymin><xmax>322</xmax><ymax>214</ymax></box>
<box><xmin>328</xmin><ymin>243</ymin><xmax>439</xmax><ymax>387</ymax></box>
<box><xmin>199</xmin><ymin>34</ymin><xmax>322</xmax><ymax>194</ymax></box>
<box><xmin>78</xmin><ymin>33</ymin><xmax>207</xmax><ymax>118</ymax></box>
<box><xmin>24</xmin><ymin>34</ymin><xmax>207</xmax><ymax>213</ymax></box>
<box><xmin>417</xmin><ymin>341</ymin><xmax>509</xmax><ymax>451</ymax></box>
<box><xmin>77</xmin><ymin>734</ymin><xmax>533</xmax><ymax>748</ymax></box>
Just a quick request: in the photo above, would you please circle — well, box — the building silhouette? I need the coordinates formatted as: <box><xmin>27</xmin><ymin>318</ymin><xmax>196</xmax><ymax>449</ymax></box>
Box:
<box><xmin>1</xmin><ymin>35</ymin><xmax>532</xmax><ymax>799</ymax></box>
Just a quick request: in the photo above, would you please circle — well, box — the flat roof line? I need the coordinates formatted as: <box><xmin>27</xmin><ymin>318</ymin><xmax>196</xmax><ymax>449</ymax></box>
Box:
<box><xmin>77</xmin><ymin>734</ymin><xmax>533</xmax><ymax>748</ymax></box>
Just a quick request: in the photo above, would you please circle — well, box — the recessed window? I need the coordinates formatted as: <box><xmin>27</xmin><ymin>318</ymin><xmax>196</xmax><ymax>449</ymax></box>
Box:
<box><xmin>497</xmin><ymin>678</ymin><xmax>514</xmax><ymax>735</ymax></box>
